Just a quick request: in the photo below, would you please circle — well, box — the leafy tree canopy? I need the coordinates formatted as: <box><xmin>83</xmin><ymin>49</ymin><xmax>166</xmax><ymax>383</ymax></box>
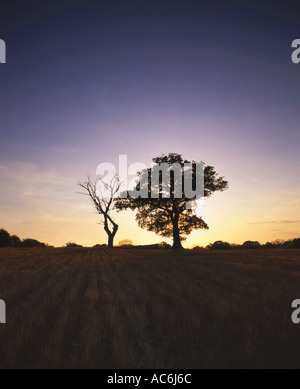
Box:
<box><xmin>115</xmin><ymin>153</ymin><xmax>228</xmax><ymax>249</ymax></box>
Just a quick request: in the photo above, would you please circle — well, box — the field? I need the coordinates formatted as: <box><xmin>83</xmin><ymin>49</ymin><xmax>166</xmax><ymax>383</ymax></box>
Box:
<box><xmin>0</xmin><ymin>247</ymin><xmax>300</xmax><ymax>369</ymax></box>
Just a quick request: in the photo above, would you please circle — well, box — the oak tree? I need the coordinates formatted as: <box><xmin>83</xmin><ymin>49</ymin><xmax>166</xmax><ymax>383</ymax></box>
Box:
<box><xmin>115</xmin><ymin>153</ymin><xmax>228</xmax><ymax>249</ymax></box>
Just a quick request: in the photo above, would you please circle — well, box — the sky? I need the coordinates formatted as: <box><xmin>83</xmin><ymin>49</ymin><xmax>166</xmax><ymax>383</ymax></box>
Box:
<box><xmin>0</xmin><ymin>0</ymin><xmax>299</xmax><ymax>247</ymax></box>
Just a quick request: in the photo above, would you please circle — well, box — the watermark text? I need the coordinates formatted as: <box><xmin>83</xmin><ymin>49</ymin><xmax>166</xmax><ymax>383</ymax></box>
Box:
<box><xmin>0</xmin><ymin>39</ymin><xmax>6</xmax><ymax>63</ymax></box>
<box><xmin>96</xmin><ymin>155</ymin><xmax>204</xmax><ymax>209</ymax></box>
<box><xmin>292</xmin><ymin>299</ymin><xmax>300</xmax><ymax>324</ymax></box>
<box><xmin>292</xmin><ymin>39</ymin><xmax>300</xmax><ymax>64</ymax></box>
<box><xmin>0</xmin><ymin>299</ymin><xmax>6</xmax><ymax>324</ymax></box>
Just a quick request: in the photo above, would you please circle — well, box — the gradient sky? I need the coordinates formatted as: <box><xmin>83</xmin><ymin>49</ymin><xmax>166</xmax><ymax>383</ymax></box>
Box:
<box><xmin>0</xmin><ymin>0</ymin><xmax>299</xmax><ymax>247</ymax></box>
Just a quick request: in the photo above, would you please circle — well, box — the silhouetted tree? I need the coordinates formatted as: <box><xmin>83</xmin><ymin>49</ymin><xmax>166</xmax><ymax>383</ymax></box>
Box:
<box><xmin>118</xmin><ymin>239</ymin><xmax>134</xmax><ymax>247</ymax></box>
<box><xmin>158</xmin><ymin>241</ymin><xmax>172</xmax><ymax>249</ymax></box>
<box><xmin>78</xmin><ymin>175</ymin><xmax>121</xmax><ymax>248</ymax></box>
<box><xmin>0</xmin><ymin>229</ymin><xmax>11</xmax><ymax>247</ymax></box>
<box><xmin>207</xmin><ymin>240</ymin><xmax>231</xmax><ymax>250</ymax></box>
<box><xmin>93</xmin><ymin>243</ymin><xmax>108</xmax><ymax>248</ymax></box>
<box><xmin>115</xmin><ymin>153</ymin><xmax>228</xmax><ymax>249</ymax></box>
<box><xmin>284</xmin><ymin>238</ymin><xmax>300</xmax><ymax>249</ymax></box>
<box><xmin>64</xmin><ymin>242</ymin><xmax>83</xmax><ymax>248</ymax></box>
<box><xmin>242</xmin><ymin>240</ymin><xmax>261</xmax><ymax>249</ymax></box>
<box><xmin>21</xmin><ymin>239</ymin><xmax>46</xmax><ymax>248</ymax></box>
<box><xmin>10</xmin><ymin>235</ymin><xmax>22</xmax><ymax>247</ymax></box>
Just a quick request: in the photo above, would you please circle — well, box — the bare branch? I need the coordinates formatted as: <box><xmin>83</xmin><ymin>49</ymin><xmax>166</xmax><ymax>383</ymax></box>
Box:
<box><xmin>77</xmin><ymin>173</ymin><xmax>120</xmax><ymax>247</ymax></box>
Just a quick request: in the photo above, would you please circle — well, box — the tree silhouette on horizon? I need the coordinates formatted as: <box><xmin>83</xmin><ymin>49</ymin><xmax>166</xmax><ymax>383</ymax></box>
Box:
<box><xmin>115</xmin><ymin>153</ymin><xmax>228</xmax><ymax>249</ymax></box>
<box><xmin>78</xmin><ymin>175</ymin><xmax>121</xmax><ymax>248</ymax></box>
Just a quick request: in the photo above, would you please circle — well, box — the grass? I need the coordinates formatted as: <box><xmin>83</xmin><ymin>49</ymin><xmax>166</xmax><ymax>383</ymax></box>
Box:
<box><xmin>0</xmin><ymin>247</ymin><xmax>300</xmax><ymax>369</ymax></box>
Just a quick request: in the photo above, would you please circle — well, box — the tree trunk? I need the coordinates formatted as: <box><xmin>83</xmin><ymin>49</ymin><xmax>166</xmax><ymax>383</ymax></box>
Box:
<box><xmin>108</xmin><ymin>234</ymin><xmax>114</xmax><ymax>248</ymax></box>
<box><xmin>172</xmin><ymin>216</ymin><xmax>183</xmax><ymax>249</ymax></box>
<box><xmin>105</xmin><ymin>215</ymin><xmax>118</xmax><ymax>248</ymax></box>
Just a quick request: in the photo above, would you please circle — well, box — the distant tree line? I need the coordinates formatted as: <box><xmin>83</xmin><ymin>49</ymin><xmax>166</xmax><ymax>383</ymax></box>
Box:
<box><xmin>116</xmin><ymin>240</ymin><xmax>171</xmax><ymax>249</ymax></box>
<box><xmin>0</xmin><ymin>229</ymin><xmax>47</xmax><ymax>248</ymax></box>
<box><xmin>66</xmin><ymin>239</ymin><xmax>300</xmax><ymax>250</ymax></box>
<box><xmin>2</xmin><ymin>228</ymin><xmax>299</xmax><ymax>251</ymax></box>
<box><xmin>199</xmin><ymin>238</ymin><xmax>300</xmax><ymax>250</ymax></box>
<box><xmin>64</xmin><ymin>242</ymin><xmax>84</xmax><ymax>248</ymax></box>
<box><xmin>92</xmin><ymin>241</ymin><xmax>171</xmax><ymax>249</ymax></box>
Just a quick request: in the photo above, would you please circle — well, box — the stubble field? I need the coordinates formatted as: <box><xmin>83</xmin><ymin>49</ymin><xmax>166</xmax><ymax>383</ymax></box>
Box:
<box><xmin>0</xmin><ymin>247</ymin><xmax>300</xmax><ymax>369</ymax></box>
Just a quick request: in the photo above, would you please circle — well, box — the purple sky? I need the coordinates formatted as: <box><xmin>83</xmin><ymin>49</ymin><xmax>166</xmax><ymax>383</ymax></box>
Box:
<box><xmin>0</xmin><ymin>0</ymin><xmax>299</xmax><ymax>246</ymax></box>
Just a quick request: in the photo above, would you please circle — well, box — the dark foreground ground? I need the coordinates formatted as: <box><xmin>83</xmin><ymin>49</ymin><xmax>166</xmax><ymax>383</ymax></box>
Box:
<box><xmin>0</xmin><ymin>247</ymin><xmax>300</xmax><ymax>369</ymax></box>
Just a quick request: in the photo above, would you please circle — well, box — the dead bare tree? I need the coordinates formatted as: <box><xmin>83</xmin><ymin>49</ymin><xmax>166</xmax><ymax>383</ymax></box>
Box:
<box><xmin>78</xmin><ymin>174</ymin><xmax>121</xmax><ymax>248</ymax></box>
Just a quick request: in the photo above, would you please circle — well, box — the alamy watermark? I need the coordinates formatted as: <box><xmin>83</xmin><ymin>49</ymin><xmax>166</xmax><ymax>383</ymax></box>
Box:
<box><xmin>292</xmin><ymin>299</ymin><xmax>300</xmax><ymax>324</ymax></box>
<box><xmin>0</xmin><ymin>39</ymin><xmax>6</xmax><ymax>63</ymax></box>
<box><xmin>96</xmin><ymin>155</ymin><xmax>204</xmax><ymax>209</ymax></box>
<box><xmin>0</xmin><ymin>299</ymin><xmax>6</xmax><ymax>324</ymax></box>
<box><xmin>292</xmin><ymin>39</ymin><xmax>300</xmax><ymax>64</ymax></box>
